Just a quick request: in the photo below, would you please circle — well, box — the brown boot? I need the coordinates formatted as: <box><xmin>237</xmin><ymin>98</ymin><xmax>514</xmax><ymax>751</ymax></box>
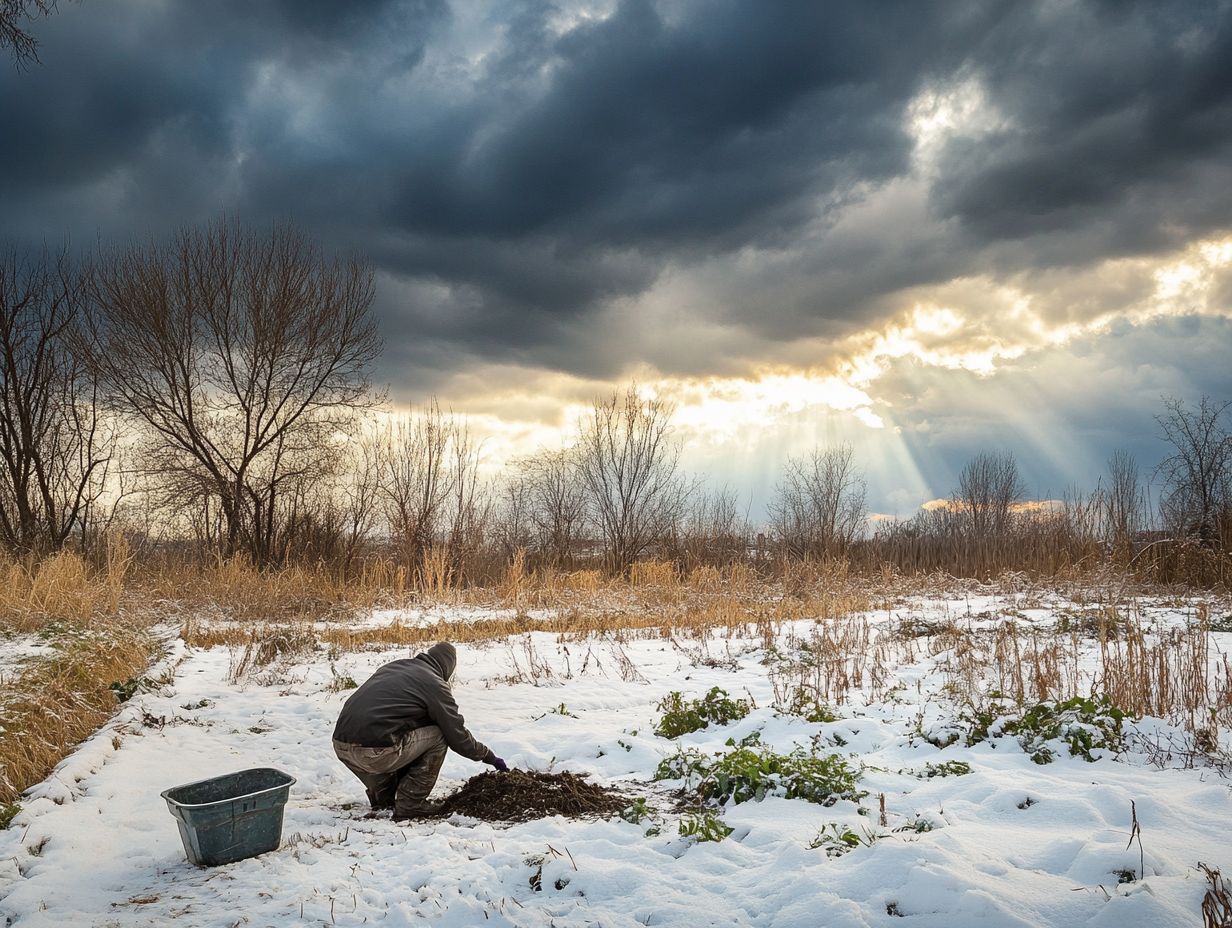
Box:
<box><xmin>393</xmin><ymin>798</ymin><xmax>445</xmax><ymax>821</ymax></box>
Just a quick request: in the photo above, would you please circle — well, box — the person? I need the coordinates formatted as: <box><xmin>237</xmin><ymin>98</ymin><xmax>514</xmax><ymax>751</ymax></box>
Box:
<box><xmin>332</xmin><ymin>641</ymin><xmax>508</xmax><ymax>819</ymax></box>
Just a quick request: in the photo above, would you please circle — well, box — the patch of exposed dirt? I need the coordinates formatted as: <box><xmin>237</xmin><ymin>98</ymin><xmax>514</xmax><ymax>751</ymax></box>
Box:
<box><xmin>432</xmin><ymin>770</ymin><xmax>630</xmax><ymax>823</ymax></box>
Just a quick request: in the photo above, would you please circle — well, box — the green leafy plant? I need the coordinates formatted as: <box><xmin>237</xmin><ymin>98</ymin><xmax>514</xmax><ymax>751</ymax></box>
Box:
<box><xmin>932</xmin><ymin>695</ymin><xmax>1128</xmax><ymax>764</ymax></box>
<box><xmin>0</xmin><ymin>802</ymin><xmax>21</xmax><ymax>830</ymax></box>
<box><xmin>1012</xmin><ymin>695</ymin><xmax>1127</xmax><ymax>763</ymax></box>
<box><xmin>109</xmin><ymin>676</ymin><xmax>155</xmax><ymax>703</ymax></box>
<box><xmin>620</xmin><ymin>797</ymin><xmax>653</xmax><ymax>825</ymax></box>
<box><xmin>620</xmin><ymin>797</ymin><xmax>662</xmax><ymax>836</ymax></box>
<box><xmin>724</xmin><ymin>731</ymin><xmax>763</xmax><ymax>748</ymax></box>
<box><xmin>776</xmin><ymin>686</ymin><xmax>839</xmax><ymax>723</ymax></box>
<box><xmin>699</xmin><ymin>747</ymin><xmax>863</xmax><ymax>807</ymax></box>
<box><xmin>655</xmin><ymin>687</ymin><xmax>752</xmax><ymax>738</ymax></box>
<box><xmin>653</xmin><ymin>747</ymin><xmax>711</xmax><ymax>788</ymax></box>
<box><xmin>808</xmin><ymin>822</ymin><xmax>876</xmax><ymax>857</ymax></box>
<box><xmin>326</xmin><ymin>665</ymin><xmax>359</xmax><ymax>693</ymax></box>
<box><xmin>906</xmin><ymin>761</ymin><xmax>971</xmax><ymax>779</ymax></box>
<box><xmin>679</xmin><ymin>811</ymin><xmax>733</xmax><ymax>843</ymax></box>
<box><xmin>656</xmin><ymin>744</ymin><xmax>863</xmax><ymax>808</ymax></box>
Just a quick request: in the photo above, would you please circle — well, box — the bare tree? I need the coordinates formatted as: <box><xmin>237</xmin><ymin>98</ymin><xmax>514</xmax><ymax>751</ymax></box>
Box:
<box><xmin>576</xmin><ymin>387</ymin><xmax>690</xmax><ymax>576</ymax></box>
<box><xmin>374</xmin><ymin>402</ymin><xmax>489</xmax><ymax>579</ymax></box>
<box><xmin>491</xmin><ymin>473</ymin><xmax>533</xmax><ymax>562</ymax></box>
<box><xmin>2</xmin><ymin>0</ymin><xmax>56</xmax><ymax>66</ymax></box>
<box><xmin>83</xmin><ymin>220</ymin><xmax>380</xmax><ymax>566</ymax></box>
<box><xmin>375</xmin><ymin>402</ymin><xmax>455</xmax><ymax>567</ymax></box>
<box><xmin>1155</xmin><ymin>395</ymin><xmax>1231</xmax><ymax>547</ymax></box>
<box><xmin>769</xmin><ymin>444</ymin><xmax>867</xmax><ymax>559</ymax></box>
<box><xmin>333</xmin><ymin>427</ymin><xmax>382</xmax><ymax>570</ymax></box>
<box><xmin>519</xmin><ymin>447</ymin><xmax>587</xmax><ymax>568</ymax></box>
<box><xmin>491</xmin><ymin>447</ymin><xmax>591</xmax><ymax>570</ymax></box>
<box><xmin>441</xmin><ymin>421</ymin><xmax>489</xmax><ymax>577</ymax></box>
<box><xmin>1099</xmin><ymin>448</ymin><xmax>1142</xmax><ymax>549</ymax></box>
<box><xmin>682</xmin><ymin>485</ymin><xmax>749</xmax><ymax>567</ymax></box>
<box><xmin>954</xmin><ymin>449</ymin><xmax>1024</xmax><ymax>539</ymax></box>
<box><xmin>0</xmin><ymin>245</ymin><xmax>118</xmax><ymax>554</ymax></box>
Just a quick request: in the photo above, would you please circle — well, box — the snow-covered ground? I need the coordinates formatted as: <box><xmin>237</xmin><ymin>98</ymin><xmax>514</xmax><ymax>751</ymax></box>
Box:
<box><xmin>1</xmin><ymin>593</ymin><xmax>1230</xmax><ymax>927</ymax></box>
<box><xmin>0</xmin><ymin>634</ymin><xmax>56</xmax><ymax>683</ymax></box>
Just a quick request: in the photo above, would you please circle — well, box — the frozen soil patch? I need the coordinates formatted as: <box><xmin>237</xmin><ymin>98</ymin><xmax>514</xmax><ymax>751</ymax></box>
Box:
<box><xmin>434</xmin><ymin>770</ymin><xmax>630</xmax><ymax>823</ymax></box>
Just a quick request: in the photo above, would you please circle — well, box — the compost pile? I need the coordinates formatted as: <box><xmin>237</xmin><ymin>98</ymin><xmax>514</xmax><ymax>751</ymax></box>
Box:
<box><xmin>434</xmin><ymin>770</ymin><xmax>628</xmax><ymax>823</ymax></box>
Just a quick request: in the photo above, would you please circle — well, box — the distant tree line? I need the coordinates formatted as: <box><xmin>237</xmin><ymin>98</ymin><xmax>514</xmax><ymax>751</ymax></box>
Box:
<box><xmin>1</xmin><ymin>221</ymin><xmax>1229</xmax><ymax>583</ymax></box>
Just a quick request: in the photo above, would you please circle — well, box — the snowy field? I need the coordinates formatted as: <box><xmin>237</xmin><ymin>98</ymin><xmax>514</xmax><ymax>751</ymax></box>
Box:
<box><xmin>1</xmin><ymin>592</ymin><xmax>1230</xmax><ymax>927</ymax></box>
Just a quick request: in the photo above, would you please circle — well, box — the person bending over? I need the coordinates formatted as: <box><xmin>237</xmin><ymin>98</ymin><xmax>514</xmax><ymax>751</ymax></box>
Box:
<box><xmin>333</xmin><ymin>641</ymin><xmax>508</xmax><ymax>819</ymax></box>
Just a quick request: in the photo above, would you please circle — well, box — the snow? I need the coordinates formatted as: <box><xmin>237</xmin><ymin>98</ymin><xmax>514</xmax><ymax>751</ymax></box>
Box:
<box><xmin>0</xmin><ymin>594</ymin><xmax>1229</xmax><ymax>927</ymax></box>
<box><xmin>0</xmin><ymin>635</ymin><xmax>56</xmax><ymax>683</ymax></box>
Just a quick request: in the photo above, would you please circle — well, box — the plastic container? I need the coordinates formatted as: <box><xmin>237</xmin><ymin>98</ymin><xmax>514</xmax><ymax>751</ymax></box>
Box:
<box><xmin>161</xmin><ymin>767</ymin><xmax>296</xmax><ymax>866</ymax></box>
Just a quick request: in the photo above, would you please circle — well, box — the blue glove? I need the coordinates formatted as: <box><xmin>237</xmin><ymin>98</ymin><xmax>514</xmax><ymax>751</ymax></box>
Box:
<box><xmin>491</xmin><ymin>756</ymin><xmax>509</xmax><ymax>772</ymax></box>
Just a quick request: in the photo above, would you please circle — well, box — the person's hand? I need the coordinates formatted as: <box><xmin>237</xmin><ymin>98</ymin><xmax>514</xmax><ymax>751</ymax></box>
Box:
<box><xmin>490</xmin><ymin>756</ymin><xmax>509</xmax><ymax>772</ymax></box>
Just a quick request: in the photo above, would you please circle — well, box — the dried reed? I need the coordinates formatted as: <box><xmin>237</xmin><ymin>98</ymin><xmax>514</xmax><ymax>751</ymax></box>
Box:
<box><xmin>0</xmin><ymin>623</ymin><xmax>155</xmax><ymax>803</ymax></box>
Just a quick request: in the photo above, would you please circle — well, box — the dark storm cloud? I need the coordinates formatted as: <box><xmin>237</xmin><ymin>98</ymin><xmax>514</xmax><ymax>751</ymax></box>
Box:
<box><xmin>2</xmin><ymin>0</ymin><xmax>1231</xmax><ymax>386</ymax></box>
<box><xmin>385</xmin><ymin>0</ymin><xmax>928</xmax><ymax>244</ymax></box>
<box><xmin>933</xmin><ymin>0</ymin><xmax>1232</xmax><ymax>257</ymax></box>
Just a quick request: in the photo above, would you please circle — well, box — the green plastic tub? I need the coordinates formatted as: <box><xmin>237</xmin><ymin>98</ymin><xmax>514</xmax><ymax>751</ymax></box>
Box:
<box><xmin>162</xmin><ymin>767</ymin><xmax>295</xmax><ymax>866</ymax></box>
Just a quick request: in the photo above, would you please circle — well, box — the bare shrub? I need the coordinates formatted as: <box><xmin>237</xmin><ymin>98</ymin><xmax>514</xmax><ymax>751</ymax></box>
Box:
<box><xmin>1099</xmin><ymin>449</ymin><xmax>1145</xmax><ymax>552</ymax></box>
<box><xmin>769</xmin><ymin>444</ymin><xmax>866</xmax><ymax>560</ymax></box>
<box><xmin>679</xmin><ymin>486</ymin><xmax>749</xmax><ymax>569</ymax></box>
<box><xmin>228</xmin><ymin>624</ymin><xmax>318</xmax><ymax>683</ymax></box>
<box><xmin>491</xmin><ymin>475</ymin><xmax>534</xmax><ymax>563</ymax></box>
<box><xmin>373</xmin><ymin>402</ymin><xmax>490</xmax><ymax>587</ymax></box>
<box><xmin>520</xmin><ymin>448</ymin><xmax>587</xmax><ymax>569</ymax></box>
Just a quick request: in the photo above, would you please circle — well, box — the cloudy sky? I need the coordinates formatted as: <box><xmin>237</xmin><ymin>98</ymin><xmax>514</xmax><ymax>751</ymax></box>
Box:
<box><xmin>4</xmin><ymin>0</ymin><xmax>1231</xmax><ymax>517</ymax></box>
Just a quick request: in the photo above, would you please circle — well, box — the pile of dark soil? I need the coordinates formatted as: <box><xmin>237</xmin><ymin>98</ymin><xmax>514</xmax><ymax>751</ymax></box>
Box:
<box><xmin>435</xmin><ymin>770</ymin><xmax>629</xmax><ymax>823</ymax></box>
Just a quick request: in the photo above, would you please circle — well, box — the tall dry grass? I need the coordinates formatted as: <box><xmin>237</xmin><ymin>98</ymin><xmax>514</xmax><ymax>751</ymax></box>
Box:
<box><xmin>0</xmin><ymin>622</ymin><xmax>155</xmax><ymax>803</ymax></box>
<box><xmin>0</xmin><ymin>536</ymin><xmax>153</xmax><ymax>805</ymax></box>
<box><xmin>181</xmin><ymin>558</ymin><xmax>876</xmax><ymax>662</ymax></box>
<box><xmin>0</xmin><ymin>535</ymin><xmax>133</xmax><ymax>632</ymax></box>
<box><xmin>133</xmin><ymin>554</ymin><xmax>406</xmax><ymax>624</ymax></box>
<box><xmin>925</xmin><ymin>608</ymin><xmax>1232</xmax><ymax>739</ymax></box>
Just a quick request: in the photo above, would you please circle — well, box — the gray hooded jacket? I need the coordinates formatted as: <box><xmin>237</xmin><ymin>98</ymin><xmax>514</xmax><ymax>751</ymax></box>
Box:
<box><xmin>332</xmin><ymin>642</ymin><xmax>495</xmax><ymax>763</ymax></box>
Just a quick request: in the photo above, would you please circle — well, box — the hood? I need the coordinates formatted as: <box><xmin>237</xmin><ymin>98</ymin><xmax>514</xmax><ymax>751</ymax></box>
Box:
<box><xmin>419</xmin><ymin>642</ymin><xmax>457</xmax><ymax>681</ymax></box>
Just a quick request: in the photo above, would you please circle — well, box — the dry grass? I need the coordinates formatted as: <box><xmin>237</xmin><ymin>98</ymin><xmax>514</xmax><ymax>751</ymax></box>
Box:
<box><xmin>0</xmin><ymin>537</ymin><xmax>156</xmax><ymax>806</ymax></box>
<box><xmin>227</xmin><ymin>624</ymin><xmax>319</xmax><ymax>682</ymax></box>
<box><xmin>181</xmin><ymin>562</ymin><xmax>877</xmax><ymax>662</ymax></box>
<box><xmin>629</xmin><ymin>559</ymin><xmax>679</xmax><ymax>589</ymax></box>
<box><xmin>0</xmin><ymin>622</ymin><xmax>156</xmax><ymax>803</ymax></box>
<box><xmin>135</xmin><ymin>556</ymin><xmax>402</xmax><ymax>624</ymax></box>
<box><xmin>0</xmin><ymin>536</ymin><xmax>132</xmax><ymax>632</ymax></box>
<box><xmin>2</xmin><ymin>546</ymin><xmax>1229</xmax><ymax>809</ymax></box>
<box><xmin>924</xmin><ymin>608</ymin><xmax>1232</xmax><ymax>739</ymax></box>
<box><xmin>1200</xmin><ymin>863</ymin><xmax>1232</xmax><ymax>928</ymax></box>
